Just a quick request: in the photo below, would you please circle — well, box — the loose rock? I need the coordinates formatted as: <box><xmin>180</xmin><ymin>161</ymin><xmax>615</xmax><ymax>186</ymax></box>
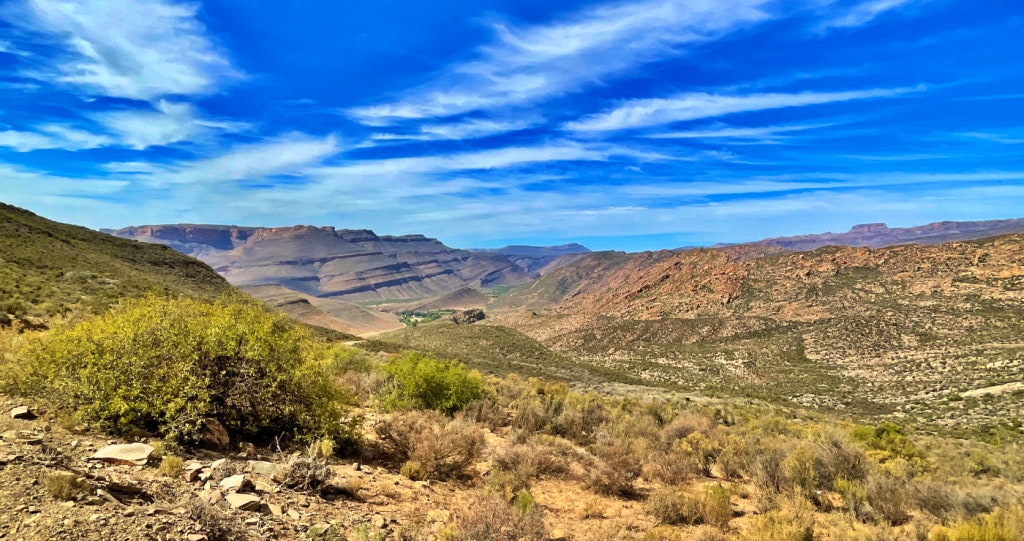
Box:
<box><xmin>225</xmin><ymin>493</ymin><xmax>261</xmax><ymax>511</ymax></box>
<box><xmin>10</xmin><ymin>406</ymin><xmax>35</xmax><ymax>420</ymax></box>
<box><xmin>218</xmin><ymin>474</ymin><xmax>254</xmax><ymax>493</ymax></box>
<box><xmin>89</xmin><ymin>443</ymin><xmax>154</xmax><ymax>466</ymax></box>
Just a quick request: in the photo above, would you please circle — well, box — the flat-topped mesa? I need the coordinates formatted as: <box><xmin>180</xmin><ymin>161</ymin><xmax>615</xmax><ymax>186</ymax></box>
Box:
<box><xmin>105</xmin><ymin>225</ymin><xmax>256</xmax><ymax>252</ymax></box>
<box><xmin>106</xmin><ymin>223</ymin><xmax>576</xmax><ymax>303</ymax></box>
<box><xmin>849</xmin><ymin>223</ymin><xmax>889</xmax><ymax>233</ymax></box>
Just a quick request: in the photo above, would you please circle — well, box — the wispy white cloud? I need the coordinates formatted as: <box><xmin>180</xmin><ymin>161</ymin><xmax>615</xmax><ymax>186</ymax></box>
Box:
<box><xmin>815</xmin><ymin>0</ymin><xmax>918</xmax><ymax>31</ymax></box>
<box><xmin>347</xmin><ymin>0</ymin><xmax>772</xmax><ymax>124</ymax></box>
<box><xmin>958</xmin><ymin>131</ymin><xmax>1024</xmax><ymax>145</ymax></box>
<box><xmin>370</xmin><ymin>117</ymin><xmax>540</xmax><ymax>143</ymax></box>
<box><xmin>318</xmin><ymin>141</ymin><xmax>613</xmax><ymax>177</ymax></box>
<box><xmin>106</xmin><ymin>133</ymin><xmax>341</xmax><ymax>185</ymax></box>
<box><xmin>646</xmin><ymin>122</ymin><xmax>835</xmax><ymax>142</ymax></box>
<box><xmin>620</xmin><ymin>170</ymin><xmax>1024</xmax><ymax>198</ymax></box>
<box><xmin>0</xmin><ymin>124</ymin><xmax>112</xmax><ymax>151</ymax></box>
<box><xmin>12</xmin><ymin>0</ymin><xmax>238</xmax><ymax>100</ymax></box>
<box><xmin>565</xmin><ymin>86</ymin><xmax>921</xmax><ymax>132</ymax></box>
<box><xmin>94</xmin><ymin>101</ymin><xmax>250</xmax><ymax>150</ymax></box>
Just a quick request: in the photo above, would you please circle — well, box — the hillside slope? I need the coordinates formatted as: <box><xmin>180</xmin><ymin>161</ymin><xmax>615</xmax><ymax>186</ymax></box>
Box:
<box><xmin>0</xmin><ymin>203</ymin><xmax>232</xmax><ymax>320</ymax></box>
<box><xmin>241</xmin><ymin>284</ymin><xmax>402</xmax><ymax>336</ymax></box>
<box><xmin>480</xmin><ymin>235</ymin><xmax>1024</xmax><ymax>435</ymax></box>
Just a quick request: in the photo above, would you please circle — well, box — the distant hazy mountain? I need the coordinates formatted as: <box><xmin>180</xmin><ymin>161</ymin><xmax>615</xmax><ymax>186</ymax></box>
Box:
<box><xmin>715</xmin><ymin>218</ymin><xmax>1024</xmax><ymax>253</ymax></box>
<box><xmin>105</xmin><ymin>224</ymin><xmax>586</xmax><ymax>304</ymax></box>
<box><xmin>473</xmin><ymin>243</ymin><xmax>591</xmax><ymax>274</ymax></box>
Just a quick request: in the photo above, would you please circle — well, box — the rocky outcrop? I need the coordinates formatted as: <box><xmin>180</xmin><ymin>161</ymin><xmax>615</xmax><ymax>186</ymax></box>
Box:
<box><xmin>450</xmin><ymin>309</ymin><xmax>485</xmax><ymax>324</ymax></box>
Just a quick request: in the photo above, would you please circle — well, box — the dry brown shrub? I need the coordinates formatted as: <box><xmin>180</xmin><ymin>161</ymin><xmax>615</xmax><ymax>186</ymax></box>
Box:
<box><xmin>42</xmin><ymin>472</ymin><xmax>90</xmax><ymax>501</ymax></box>
<box><xmin>282</xmin><ymin>456</ymin><xmax>333</xmax><ymax>492</ymax></box>
<box><xmin>739</xmin><ymin>493</ymin><xmax>815</xmax><ymax>541</ymax></box>
<box><xmin>459</xmin><ymin>397</ymin><xmax>509</xmax><ymax>431</ymax></box>
<box><xmin>375</xmin><ymin>410</ymin><xmax>485</xmax><ymax>481</ymax></box>
<box><xmin>647</xmin><ymin>485</ymin><xmax>702</xmax><ymax>526</ymax></box>
<box><xmin>646</xmin><ymin>484</ymin><xmax>733</xmax><ymax>529</ymax></box>
<box><xmin>865</xmin><ymin>473</ymin><xmax>910</xmax><ymax>526</ymax></box>
<box><xmin>186</xmin><ymin>499</ymin><xmax>247</xmax><ymax>541</ymax></box>
<box><xmin>661</xmin><ymin>411</ymin><xmax>716</xmax><ymax>444</ymax></box>
<box><xmin>813</xmin><ymin>434</ymin><xmax>869</xmax><ymax>487</ymax></box>
<box><xmin>585</xmin><ymin>435</ymin><xmax>646</xmax><ymax>497</ymax></box>
<box><xmin>448</xmin><ymin>491</ymin><xmax>547</xmax><ymax>541</ymax></box>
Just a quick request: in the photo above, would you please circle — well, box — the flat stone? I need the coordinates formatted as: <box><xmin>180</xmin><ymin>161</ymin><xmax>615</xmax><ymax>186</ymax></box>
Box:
<box><xmin>266</xmin><ymin>503</ymin><xmax>284</xmax><ymax>517</ymax></box>
<box><xmin>249</xmin><ymin>461</ymin><xmax>277</xmax><ymax>477</ymax></box>
<box><xmin>187</xmin><ymin>535</ymin><xmax>209</xmax><ymax>541</ymax></box>
<box><xmin>10</xmin><ymin>406</ymin><xmax>35</xmax><ymax>420</ymax></box>
<box><xmin>225</xmin><ymin>493</ymin><xmax>261</xmax><ymax>511</ymax></box>
<box><xmin>287</xmin><ymin>509</ymin><xmax>301</xmax><ymax>521</ymax></box>
<box><xmin>371</xmin><ymin>514</ymin><xmax>386</xmax><ymax>529</ymax></box>
<box><xmin>219</xmin><ymin>474</ymin><xmax>254</xmax><ymax>493</ymax></box>
<box><xmin>89</xmin><ymin>443</ymin><xmax>154</xmax><ymax>466</ymax></box>
<box><xmin>550</xmin><ymin>529</ymin><xmax>568</xmax><ymax>540</ymax></box>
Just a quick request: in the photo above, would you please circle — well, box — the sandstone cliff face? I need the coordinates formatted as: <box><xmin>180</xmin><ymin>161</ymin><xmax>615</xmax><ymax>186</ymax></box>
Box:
<box><xmin>108</xmin><ymin>225</ymin><xmax>538</xmax><ymax>302</ymax></box>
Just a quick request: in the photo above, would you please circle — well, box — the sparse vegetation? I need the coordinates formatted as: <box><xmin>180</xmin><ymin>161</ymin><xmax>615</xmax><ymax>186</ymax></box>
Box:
<box><xmin>445</xmin><ymin>491</ymin><xmax>547</xmax><ymax>541</ymax></box>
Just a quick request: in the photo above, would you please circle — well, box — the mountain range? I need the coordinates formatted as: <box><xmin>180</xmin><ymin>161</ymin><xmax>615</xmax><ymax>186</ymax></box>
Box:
<box><xmin>105</xmin><ymin>225</ymin><xmax>589</xmax><ymax>303</ymax></box>
<box><xmin>105</xmin><ymin>218</ymin><xmax>1024</xmax><ymax>337</ymax></box>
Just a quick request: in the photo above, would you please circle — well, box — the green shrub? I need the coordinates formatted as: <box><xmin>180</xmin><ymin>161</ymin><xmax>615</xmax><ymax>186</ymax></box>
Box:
<box><xmin>646</xmin><ymin>484</ymin><xmax>733</xmax><ymax>529</ymax></box>
<box><xmin>852</xmin><ymin>422</ymin><xmax>924</xmax><ymax>463</ymax></box>
<box><xmin>929</xmin><ymin>505</ymin><xmax>1024</xmax><ymax>541</ymax></box>
<box><xmin>8</xmin><ymin>294</ymin><xmax>350</xmax><ymax>445</ymax></box>
<box><xmin>647</xmin><ymin>485</ymin><xmax>703</xmax><ymax>526</ymax></box>
<box><xmin>158</xmin><ymin>456</ymin><xmax>185</xmax><ymax>478</ymax></box>
<box><xmin>381</xmin><ymin>353</ymin><xmax>486</xmax><ymax>415</ymax></box>
<box><xmin>740</xmin><ymin>493</ymin><xmax>816</xmax><ymax>541</ymax></box>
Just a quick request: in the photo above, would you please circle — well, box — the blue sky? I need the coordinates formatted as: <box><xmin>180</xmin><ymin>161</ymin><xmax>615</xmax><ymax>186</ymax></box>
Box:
<box><xmin>0</xmin><ymin>0</ymin><xmax>1022</xmax><ymax>251</ymax></box>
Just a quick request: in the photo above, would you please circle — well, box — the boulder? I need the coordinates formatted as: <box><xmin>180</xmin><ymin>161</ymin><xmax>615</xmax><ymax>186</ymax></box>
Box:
<box><xmin>199</xmin><ymin>418</ymin><xmax>230</xmax><ymax>450</ymax></box>
<box><xmin>89</xmin><ymin>443</ymin><xmax>154</xmax><ymax>466</ymax></box>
